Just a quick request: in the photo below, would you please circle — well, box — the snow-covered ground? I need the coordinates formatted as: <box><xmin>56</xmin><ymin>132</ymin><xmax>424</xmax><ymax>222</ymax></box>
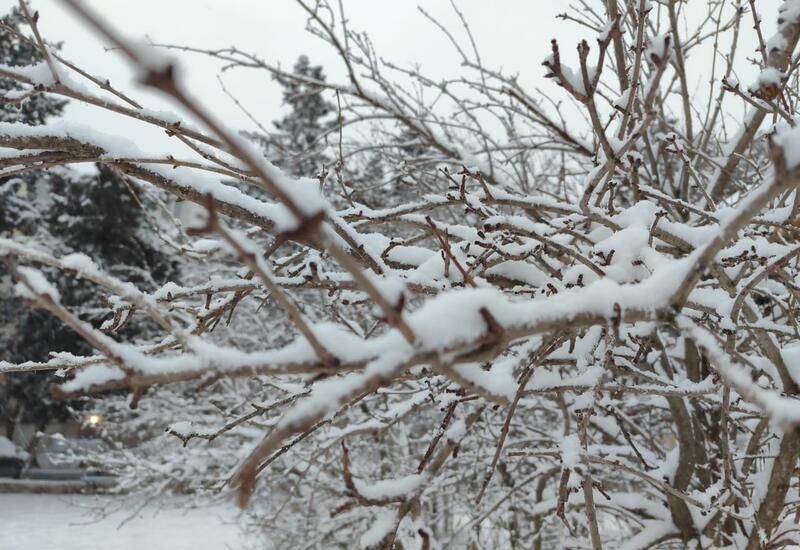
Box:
<box><xmin>1</xmin><ymin>493</ymin><xmax>253</xmax><ymax>550</ymax></box>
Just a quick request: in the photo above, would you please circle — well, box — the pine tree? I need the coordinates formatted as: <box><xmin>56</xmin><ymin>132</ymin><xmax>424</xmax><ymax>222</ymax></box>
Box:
<box><xmin>248</xmin><ymin>55</ymin><xmax>335</xmax><ymax>178</ymax></box>
<box><xmin>0</xmin><ymin>8</ymin><xmax>67</xmax><ymax>125</ymax></box>
<box><xmin>246</xmin><ymin>55</ymin><xmax>397</xmax><ymax>209</ymax></box>
<box><xmin>0</xmin><ymin>8</ymin><xmax>67</xmax><ymax>236</ymax></box>
<box><xmin>0</xmin><ymin>8</ymin><xmax>174</xmax><ymax>436</ymax></box>
<box><xmin>0</xmin><ymin>7</ymin><xmax>72</xmax><ymax>437</ymax></box>
<box><xmin>1</xmin><ymin>167</ymin><xmax>176</xmax><ymax>433</ymax></box>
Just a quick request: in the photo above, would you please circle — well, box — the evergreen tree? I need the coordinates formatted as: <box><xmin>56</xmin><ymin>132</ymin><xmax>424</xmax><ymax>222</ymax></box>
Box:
<box><xmin>0</xmin><ymin>8</ymin><xmax>174</xmax><ymax>436</ymax></box>
<box><xmin>248</xmin><ymin>55</ymin><xmax>335</xmax><ymax>178</ymax></box>
<box><xmin>1</xmin><ymin>167</ymin><xmax>176</xmax><ymax>433</ymax></box>
<box><xmin>0</xmin><ymin>7</ymin><xmax>71</xmax><ymax>437</ymax></box>
<box><xmin>0</xmin><ymin>8</ymin><xmax>66</xmax><ymax>125</ymax></box>
<box><xmin>0</xmin><ymin>8</ymin><xmax>67</xmax><ymax>236</ymax></box>
<box><xmin>247</xmin><ymin>55</ymin><xmax>396</xmax><ymax>209</ymax></box>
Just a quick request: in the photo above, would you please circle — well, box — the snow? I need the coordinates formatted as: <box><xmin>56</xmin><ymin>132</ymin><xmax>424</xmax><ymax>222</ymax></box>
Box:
<box><xmin>353</xmin><ymin>474</ymin><xmax>424</xmax><ymax>501</ymax></box>
<box><xmin>778</xmin><ymin>0</ymin><xmax>800</xmax><ymax>33</ymax></box>
<box><xmin>13</xmin><ymin>266</ymin><xmax>61</xmax><ymax>302</ymax></box>
<box><xmin>167</xmin><ymin>421</ymin><xmax>194</xmax><ymax>437</ymax></box>
<box><xmin>0</xmin><ymin>120</ymin><xmax>141</xmax><ymax>157</ymax></box>
<box><xmin>0</xmin><ymin>61</ymin><xmax>58</xmax><ymax>85</ymax></box>
<box><xmin>62</xmin><ymin>243</ymin><xmax>697</xmax><ymax>396</ymax></box>
<box><xmin>279</xmin><ymin>347</ymin><xmax>413</xmax><ymax>429</ymax></box>
<box><xmin>0</xmin><ymin>121</ymin><xmax>302</xmax><ymax>232</ymax></box>
<box><xmin>138</xmin><ymin>164</ymin><xmax>298</xmax><ymax>231</ymax></box>
<box><xmin>774</xmin><ymin>124</ymin><xmax>800</xmax><ymax>169</ymax></box>
<box><xmin>0</xmin><ymin>436</ymin><xmax>23</xmax><ymax>458</ymax></box>
<box><xmin>680</xmin><ymin>317</ymin><xmax>800</xmax><ymax>421</ymax></box>
<box><xmin>451</xmin><ymin>361</ymin><xmax>517</xmax><ymax>400</ymax></box>
<box><xmin>598</xmin><ymin>19</ymin><xmax>615</xmax><ymax>42</ymax></box>
<box><xmin>758</xmin><ymin>67</ymin><xmax>784</xmax><ymax>87</ymax></box>
<box><xmin>445</xmin><ymin>417</ymin><xmax>467</xmax><ymax>441</ymax></box>
<box><xmin>384</xmin><ymin>244</ymin><xmax>435</xmax><ymax>266</ymax></box>
<box><xmin>3</xmin><ymin>3</ymin><xmax>799</xmax><ymax>546</ymax></box>
<box><xmin>617</xmin><ymin>520</ymin><xmax>675</xmax><ymax>550</ymax></box>
<box><xmin>0</xmin><ymin>494</ymin><xmax>254</xmax><ymax>550</ymax></box>
<box><xmin>543</xmin><ymin>54</ymin><xmax>594</xmax><ymax>96</ymax></box>
<box><xmin>235</xmin><ymin>133</ymin><xmax>328</xmax><ymax>221</ymax></box>
<box><xmin>645</xmin><ymin>34</ymin><xmax>673</xmax><ymax>64</ymax></box>
<box><xmin>60</xmin><ymin>252</ymin><xmax>100</xmax><ymax>273</ymax></box>
<box><xmin>560</xmin><ymin>434</ymin><xmax>582</xmax><ymax>468</ymax></box>
<box><xmin>360</xmin><ymin>509</ymin><xmax>397</xmax><ymax>548</ymax></box>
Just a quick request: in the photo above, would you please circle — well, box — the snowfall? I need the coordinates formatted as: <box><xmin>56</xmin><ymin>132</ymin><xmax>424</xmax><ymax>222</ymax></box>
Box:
<box><xmin>2</xmin><ymin>493</ymin><xmax>255</xmax><ymax>550</ymax></box>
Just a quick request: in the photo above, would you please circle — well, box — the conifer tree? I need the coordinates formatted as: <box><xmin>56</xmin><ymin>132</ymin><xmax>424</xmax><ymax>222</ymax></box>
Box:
<box><xmin>0</xmin><ymin>8</ymin><xmax>174</xmax><ymax>435</ymax></box>
<box><xmin>248</xmin><ymin>55</ymin><xmax>335</xmax><ymax>178</ymax></box>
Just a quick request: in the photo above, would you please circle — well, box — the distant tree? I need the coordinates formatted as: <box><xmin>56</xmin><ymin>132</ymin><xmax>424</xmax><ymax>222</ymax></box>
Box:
<box><xmin>0</xmin><ymin>7</ymin><xmax>68</xmax><ymax>237</ymax></box>
<box><xmin>0</xmin><ymin>8</ymin><xmax>174</xmax><ymax>436</ymax></box>
<box><xmin>247</xmin><ymin>54</ymin><xmax>335</xmax><ymax>178</ymax></box>
<box><xmin>0</xmin><ymin>7</ymin><xmax>71</xmax><ymax>437</ymax></box>
<box><xmin>0</xmin><ymin>8</ymin><xmax>67</xmax><ymax>125</ymax></box>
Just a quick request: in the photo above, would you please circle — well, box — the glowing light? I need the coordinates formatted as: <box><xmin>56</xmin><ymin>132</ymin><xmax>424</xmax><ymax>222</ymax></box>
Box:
<box><xmin>86</xmin><ymin>414</ymin><xmax>102</xmax><ymax>426</ymax></box>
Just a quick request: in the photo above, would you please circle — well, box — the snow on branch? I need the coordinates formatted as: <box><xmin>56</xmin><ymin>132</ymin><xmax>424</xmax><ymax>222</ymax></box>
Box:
<box><xmin>4</xmin><ymin>0</ymin><xmax>800</xmax><ymax>547</ymax></box>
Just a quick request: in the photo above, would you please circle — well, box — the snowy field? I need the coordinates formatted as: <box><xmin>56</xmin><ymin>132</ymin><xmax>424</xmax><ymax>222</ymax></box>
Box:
<box><xmin>1</xmin><ymin>493</ymin><xmax>253</xmax><ymax>550</ymax></box>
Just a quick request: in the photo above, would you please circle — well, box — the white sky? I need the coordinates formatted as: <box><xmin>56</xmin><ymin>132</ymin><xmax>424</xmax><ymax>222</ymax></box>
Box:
<box><xmin>0</xmin><ymin>1</ymin><xmax>785</xmax><ymax>156</ymax></box>
<box><xmin>4</xmin><ymin>0</ymin><xmax>583</xmax><ymax>155</ymax></box>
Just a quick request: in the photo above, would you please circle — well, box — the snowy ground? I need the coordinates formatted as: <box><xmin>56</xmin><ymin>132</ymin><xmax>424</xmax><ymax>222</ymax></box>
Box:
<box><xmin>1</xmin><ymin>493</ymin><xmax>254</xmax><ymax>550</ymax></box>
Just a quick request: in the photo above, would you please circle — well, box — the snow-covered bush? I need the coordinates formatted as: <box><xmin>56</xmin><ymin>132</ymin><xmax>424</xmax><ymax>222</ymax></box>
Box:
<box><xmin>3</xmin><ymin>1</ymin><xmax>800</xmax><ymax>548</ymax></box>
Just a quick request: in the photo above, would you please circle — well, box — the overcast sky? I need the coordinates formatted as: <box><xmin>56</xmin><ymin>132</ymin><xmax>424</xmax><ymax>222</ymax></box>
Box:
<box><xmin>3</xmin><ymin>0</ymin><xmax>585</xmax><ymax>156</ymax></box>
<box><xmin>1</xmin><ymin>1</ymin><xmax>782</xmax><ymax>157</ymax></box>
